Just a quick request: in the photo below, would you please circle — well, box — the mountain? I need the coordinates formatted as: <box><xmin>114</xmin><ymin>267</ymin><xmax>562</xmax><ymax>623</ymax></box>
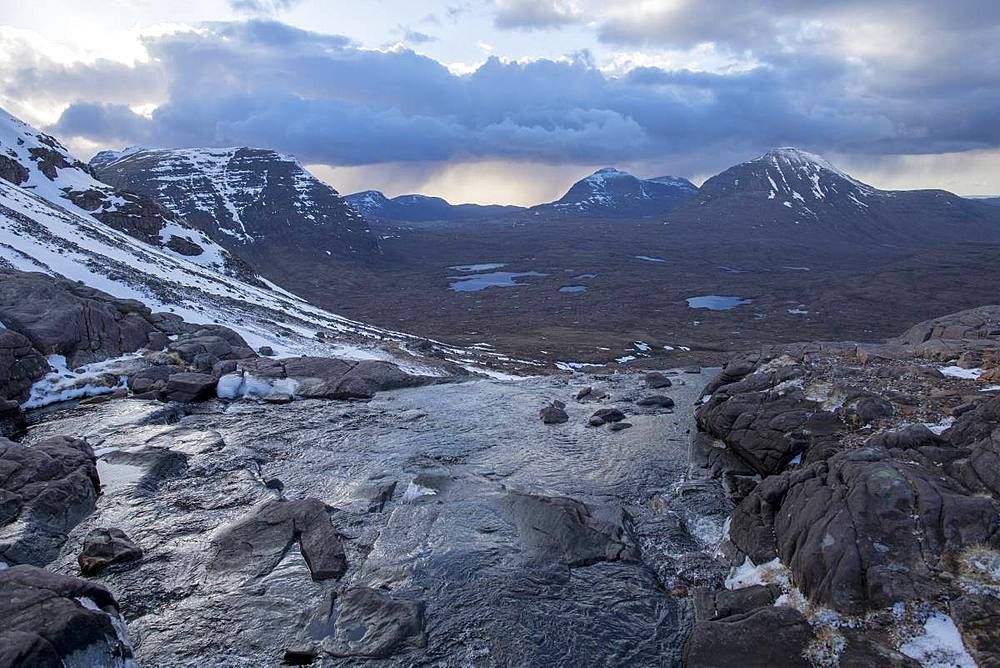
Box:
<box><xmin>530</xmin><ymin>167</ymin><xmax>698</xmax><ymax>217</ymax></box>
<box><xmin>90</xmin><ymin>147</ymin><xmax>381</xmax><ymax>271</ymax></box>
<box><xmin>668</xmin><ymin>147</ymin><xmax>1000</xmax><ymax>245</ymax></box>
<box><xmin>346</xmin><ymin>190</ymin><xmax>524</xmax><ymax>222</ymax></box>
<box><xmin>0</xmin><ymin>109</ymin><xmax>253</xmax><ymax>280</ymax></box>
<box><xmin>0</xmin><ymin>111</ymin><xmax>520</xmax><ymax>375</ymax></box>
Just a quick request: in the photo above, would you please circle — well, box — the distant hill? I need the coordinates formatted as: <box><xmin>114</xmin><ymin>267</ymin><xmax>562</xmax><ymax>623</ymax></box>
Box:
<box><xmin>346</xmin><ymin>190</ymin><xmax>525</xmax><ymax>222</ymax></box>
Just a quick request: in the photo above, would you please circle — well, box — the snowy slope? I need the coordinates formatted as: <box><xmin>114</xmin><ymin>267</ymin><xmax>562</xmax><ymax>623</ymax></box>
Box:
<box><xmin>0</xmin><ymin>109</ymin><xmax>249</xmax><ymax>278</ymax></box>
<box><xmin>532</xmin><ymin>167</ymin><xmax>697</xmax><ymax>217</ymax></box>
<box><xmin>0</xmin><ymin>164</ymin><xmax>526</xmax><ymax>376</ymax></box>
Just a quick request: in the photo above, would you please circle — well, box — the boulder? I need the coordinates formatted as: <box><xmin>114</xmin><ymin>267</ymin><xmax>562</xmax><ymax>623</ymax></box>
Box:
<box><xmin>539</xmin><ymin>403</ymin><xmax>569</xmax><ymax>424</ymax></box>
<box><xmin>0</xmin><ymin>436</ymin><xmax>99</xmax><ymax>566</ymax></box>
<box><xmin>0</xmin><ymin>271</ymin><xmax>159</xmax><ymax>366</ymax></box>
<box><xmin>645</xmin><ymin>372</ymin><xmax>673</xmax><ymax>389</ymax></box>
<box><xmin>164</xmin><ymin>372</ymin><xmax>216</xmax><ymax>402</ymax></box>
<box><xmin>692</xmin><ymin>584</ymin><xmax>780</xmax><ymax>621</ymax></box>
<box><xmin>637</xmin><ymin>395</ymin><xmax>675</xmax><ymax>409</ymax></box>
<box><xmin>590</xmin><ymin>408</ymin><xmax>626</xmax><ymax>425</ymax></box>
<box><xmin>0</xmin><ymin>329</ymin><xmax>49</xmax><ymax>402</ymax></box>
<box><xmin>78</xmin><ymin>527</ymin><xmax>143</xmax><ymax>575</ymax></box>
<box><xmin>685</xmin><ymin>605</ymin><xmax>812</xmax><ymax>668</ymax></box>
<box><xmin>609</xmin><ymin>421</ymin><xmax>632</xmax><ymax>432</ymax></box>
<box><xmin>330</xmin><ymin>361</ymin><xmax>431</xmax><ymax>399</ymax></box>
<box><xmin>236</xmin><ymin>357</ymin><xmax>436</xmax><ymax>401</ymax></box>
<box><xmin>167</xmin><ymin>326</ymin><xmax>255</xmax><ymax>365</ymax></box>
<box><xmin>209</xmin><ymin>498</ymin><xmax>346</xmax><ymax>581</ymax></box>
<box><xmin>0</xmin><ymin>565</ymin><xmax>134</xmax><ymax>667</ymax></box>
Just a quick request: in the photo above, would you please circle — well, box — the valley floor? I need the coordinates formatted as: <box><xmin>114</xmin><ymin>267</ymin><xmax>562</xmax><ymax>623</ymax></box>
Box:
<box><xmin>274</xmin><ymin>217</ymin><xmax>1000</xmax><ymax>370</ymax></box>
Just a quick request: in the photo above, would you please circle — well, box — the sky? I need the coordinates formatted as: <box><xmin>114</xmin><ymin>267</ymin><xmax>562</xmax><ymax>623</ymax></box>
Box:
<box><xmin>1</xmin><ymin>0</ymin><xmax>999</xmax><ymax>205</ymax></box>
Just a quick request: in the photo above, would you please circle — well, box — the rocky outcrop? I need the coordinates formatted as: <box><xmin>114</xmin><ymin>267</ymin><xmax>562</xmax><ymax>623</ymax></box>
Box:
<box><xmin>729</xmin><ymin>443</ymin><xmax>998</xmax><ymax>613</ymax></box>
<box><xmin>686</xmin><ymin>305</ymin><xmax>1000</xmax><ymax>665</ymax></box>
<box><xmin>221</xmin><ymin>356</ymin><xmax>437</xmax><ymax>401</ymax></box>
<box><xmin>0</xmin><ymin>565</ymin><xmax>134</xmax><ymax>667</ymax></box>
<box><xmin>0</xmin><ymin>436</ymin><xmax>100</xmax><ymax>566</ymax></box>
<box><xmin>0</xmin><ymin>271</ymin><xmax>160</xmax><ymax>366</ymax></box>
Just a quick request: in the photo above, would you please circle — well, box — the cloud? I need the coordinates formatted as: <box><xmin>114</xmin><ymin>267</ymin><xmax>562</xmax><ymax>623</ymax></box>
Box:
<box><xmin>400</xmin><ymin>28</ymin><xmax>437</xmax><ymax>44</ymax></box>
<box><xmin>493</xmin><ymin>0</ymin><xmax>584</xmax><ymax>30</ymax></box>
<box><xmin>229</xmin><ymin>0</ymin><xmax>301</xmax><ymax>16</ymax></box>
<box><xmin>0</xmin><ymin>11</ymin><xmax>989</xmax><ymax>179</ymax></box>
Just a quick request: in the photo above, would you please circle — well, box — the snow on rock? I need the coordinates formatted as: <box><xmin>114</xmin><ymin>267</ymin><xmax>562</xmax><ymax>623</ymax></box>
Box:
<box><xmin>939</xmin><ymin>366</ymin><xmax>983</xmax><ymax>380</ymax></box>
<box><xmin>899</xmin><ymin>613</ymin><xmax>976</xmax><ymax>668</ymax></box>
<box><xmin>216</xmin><ymin>372</ymin><xmax>300</xmax><ymax>400</ymax></box>
<box><xmin>724</xmin><ymin>556</ymin><xmax>788</xmax><ymax>590</ymax></box>
<box><xmin>20</xmin><ymin>353</ymin><xmax>139</xmax><ymax>409</ymax></box>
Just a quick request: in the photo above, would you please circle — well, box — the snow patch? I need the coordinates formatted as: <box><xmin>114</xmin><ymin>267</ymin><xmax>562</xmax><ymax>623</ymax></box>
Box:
<box><xmin>402</xmin><ymin>481</ymin><xmax>438</xmax><ymax>503</ymax></box>
<box><xmin>939</xmin><ymin>366</ymin><xmax>983</xmax><ymax>380</ymax></box>
<box><xmin>899</xmin><ymin>613</ymin><xmax>975</xmax><ymax>668</ymax></box>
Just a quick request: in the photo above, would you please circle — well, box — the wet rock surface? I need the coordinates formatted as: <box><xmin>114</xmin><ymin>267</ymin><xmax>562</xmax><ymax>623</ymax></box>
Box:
<box><xmin>12</xmin><ymin>369</ymin><xmax>718</xmax><ymax>666</ymax></box>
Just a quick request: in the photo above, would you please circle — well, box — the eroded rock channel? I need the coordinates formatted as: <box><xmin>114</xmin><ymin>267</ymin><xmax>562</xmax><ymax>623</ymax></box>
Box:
<box><xmin>8</xmin><ymin>367</ymin><xmax>726</xmax><ymax>666</ymax></box>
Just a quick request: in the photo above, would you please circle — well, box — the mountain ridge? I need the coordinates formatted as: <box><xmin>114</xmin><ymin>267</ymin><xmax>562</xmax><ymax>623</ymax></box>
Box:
<box><xmin>90</xmin><ymin>146</ymin><xmax>382</xmax><ymax>272</ymax></box>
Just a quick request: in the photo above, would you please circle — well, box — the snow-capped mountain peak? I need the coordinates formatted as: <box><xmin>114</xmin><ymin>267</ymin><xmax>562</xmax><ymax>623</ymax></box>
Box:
<box><xmin>695</xmin><ymin>146</ymin><xmax>877</xmax><ymax>219</ymax></box>
<box><xmin>535</xmin><ymin>167</ymin><xmax>697</xmax><ymax>217</ymax></box>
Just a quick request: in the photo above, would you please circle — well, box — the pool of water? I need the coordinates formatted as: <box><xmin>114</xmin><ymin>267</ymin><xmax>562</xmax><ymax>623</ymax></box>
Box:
<box><xmin>448</xmin><ymin>271</ymin><xmax>548</xmax><ymax>292</ymax></box>
<box><xmin>686</xmin><ymin>295</ymin><xmax>753</xmax><ymax>310</ymax></box>
<box><xmin>449</xmin><ymin>263</ymin><xmax>507</xmax><ymax>272</ymax></box>
<box><xmin>559</xmin><ymin>285</ymin><xmax>588</xmax><ymax>293</ymax></box>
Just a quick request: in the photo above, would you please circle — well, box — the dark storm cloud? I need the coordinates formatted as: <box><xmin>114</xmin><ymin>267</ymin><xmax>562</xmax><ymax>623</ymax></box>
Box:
<box><xmin>30</xmin><ymin>10</ymin><xmax>1000</xmax><ymax>170</ymax></box>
